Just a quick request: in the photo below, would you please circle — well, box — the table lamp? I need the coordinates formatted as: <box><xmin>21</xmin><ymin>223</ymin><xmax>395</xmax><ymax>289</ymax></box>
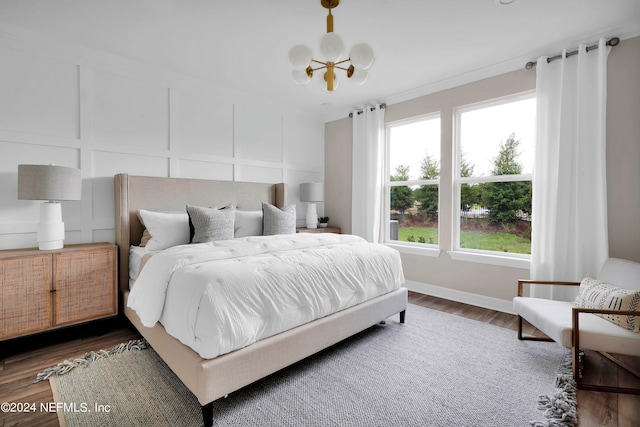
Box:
<box><xmin>18</xmin><ymin>164</ymin><xmax>82</xmax><ymax>250</ymax></box>
<box><xmin>299</xmin><ymin>182</ymin><xmax>324</xmax><ymax>229</ymax></box>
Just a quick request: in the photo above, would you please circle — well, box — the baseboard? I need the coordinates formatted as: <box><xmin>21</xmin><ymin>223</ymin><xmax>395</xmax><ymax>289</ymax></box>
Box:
<box><xmin>404</xmin><ymin>280</ymin><xmax>515</xmax><ymax>315</ymax></box>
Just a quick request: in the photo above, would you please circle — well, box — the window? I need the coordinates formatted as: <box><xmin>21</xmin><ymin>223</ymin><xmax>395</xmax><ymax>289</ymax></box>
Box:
<box><xmin>454</xmin><ymin>94</ymin><xmax>535</xmax><ymax>256</ymax></box>
<box><xmin>386</xmin><ymin>115</ymin><xmax>440</xmax><ymax>247</ymax></box>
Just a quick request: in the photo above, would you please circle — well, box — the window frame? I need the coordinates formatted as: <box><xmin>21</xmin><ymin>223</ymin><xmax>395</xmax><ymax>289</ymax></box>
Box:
<box><xmin>451</xmin><ymin>91</ymin><xmax>535</xmax><ymax>267</ymax></box>
<box><xmin>384</xmin><ymin>113</ymin><xmax>441</xmax><ymax>256</ymax></box>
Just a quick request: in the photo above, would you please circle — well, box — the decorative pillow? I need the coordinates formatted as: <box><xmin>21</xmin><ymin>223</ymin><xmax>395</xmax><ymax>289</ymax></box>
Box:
<box><xmin>187</xmin><ymin>204</ymin><xmax>235</xmax><ymax>243</ymax></box>
<box><xmin>262</xmin><ymin>202</ymin><xmax>296</xmax><ymax>236</ymax></box>
<box><xmin>235</xmin><ymin>210</ymin><xmax>263</xmax><ymax>238</ymax></box>
<box><xmin>187</xmin><ymin>204</ymin><xmax>234</xmax><ymax>241</ymax></box>
<box><xmin>139</xmin><ymin>229</ymin><xmax>152</xmax><ymax>247</ymax></box>
<box><xmin>574</xmin><ymin>277</ymin><xmax>640</xmax><ymax>332</ymax></box>
<box><xmin>138</xmin><ymin>210</ymin><xmax>190</xmax><ymax>251</ymax></box>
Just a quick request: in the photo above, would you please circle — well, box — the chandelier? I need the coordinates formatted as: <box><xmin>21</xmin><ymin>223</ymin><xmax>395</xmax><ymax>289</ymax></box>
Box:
<box><xmin>288</xmin><ymin>0</ymin><xmax>374</xmax><ymax>92</ymax></box>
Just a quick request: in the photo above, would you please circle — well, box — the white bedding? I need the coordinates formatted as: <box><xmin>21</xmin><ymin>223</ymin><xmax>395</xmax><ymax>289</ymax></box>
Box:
<box><xmin>129</xmin><ymin>245</ymin><xmax>156</xmax><ymax>286</ymax></box>
<box><xmin>127</xmin><ymin>233</ymin><xmax>405</xmax><ymax>359</ymax></box>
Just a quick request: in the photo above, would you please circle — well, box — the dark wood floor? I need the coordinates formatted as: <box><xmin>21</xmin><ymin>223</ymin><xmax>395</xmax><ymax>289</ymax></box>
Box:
<box><xmin>1</xmin><ymin>292</ymin><xmax>638</xmax><ymax>426</ymax></box>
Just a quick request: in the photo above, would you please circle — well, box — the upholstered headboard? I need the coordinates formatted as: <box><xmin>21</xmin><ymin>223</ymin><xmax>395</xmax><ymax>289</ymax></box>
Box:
<box><xmin>114</xmin><ymin>173</ymin><xmax>286</xmax><ymax>295</ymax></box>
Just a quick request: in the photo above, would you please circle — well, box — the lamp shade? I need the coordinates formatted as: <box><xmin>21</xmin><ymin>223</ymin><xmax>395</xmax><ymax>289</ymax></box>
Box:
<box><xmin>300</xmin><ymin>182</ymin><xmax>324</xmax><ymax>202</ymax></box>
<box><xmin>18</xmin><ymin>164</ymin><xmax>82</xmax><ymax>201</ymax></box>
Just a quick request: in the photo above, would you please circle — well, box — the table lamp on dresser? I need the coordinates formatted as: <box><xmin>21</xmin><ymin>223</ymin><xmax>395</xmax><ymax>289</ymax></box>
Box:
<box><xmin>299</xmin><ymin>182</ymin><xmax>324</xmax><ymax>229</ymax></box>
<box><xmin>17</xmin><ymin>164</ymin><xmax>82</xmax><ymax>250</ymax></box>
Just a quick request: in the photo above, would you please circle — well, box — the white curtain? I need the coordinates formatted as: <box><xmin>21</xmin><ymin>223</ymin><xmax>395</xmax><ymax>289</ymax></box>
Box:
<box><xmin>530</xmin><ymin>38</ymin><xmax>610</xmax><ymax>300</ymax></box>
<box><xmin>351</xmin><ymin>104</ymin><xmax>385</xmax><ymax>243</ymax></box>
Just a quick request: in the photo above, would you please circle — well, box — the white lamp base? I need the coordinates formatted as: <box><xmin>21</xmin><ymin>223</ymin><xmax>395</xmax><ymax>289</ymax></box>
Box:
<box><xmin>306</xmin><ymin>202</ymin><xmax>318</xmax><ymax>229</ymax></box>
<box><xmin>37</xmin><ymin>202</ymin><xmax>65</xmax><ymax>250</ymax></box>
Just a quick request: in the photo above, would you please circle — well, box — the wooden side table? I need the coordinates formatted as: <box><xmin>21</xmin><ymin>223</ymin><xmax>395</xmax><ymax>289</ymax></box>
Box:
<box><xmin>296</xmin><ymin>227</ymin><xmax>341</xmax><ymax>234</ymax></box>
<box><xmin>0</xmin><ymin>242</ymin><xmax>118</xmax><ymax>341</ymax></box>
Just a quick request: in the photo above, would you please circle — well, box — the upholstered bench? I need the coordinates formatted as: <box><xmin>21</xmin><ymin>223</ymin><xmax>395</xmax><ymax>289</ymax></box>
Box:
<box><xmin>513</xmin><ymin>257</ymin><xmax>640</xmax><ymax>394</ymax></box>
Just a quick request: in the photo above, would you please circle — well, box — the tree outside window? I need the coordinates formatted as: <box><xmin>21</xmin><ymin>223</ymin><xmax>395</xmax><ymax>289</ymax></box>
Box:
<box><xmin>455</xmin><ymin>95</ymin><xmax>535</xmax><ymax>255</ymax></box>
<box><xmin>387</xmin><ymin>115</ymin><xmax>440</xmax><ymax>246</ymax></box>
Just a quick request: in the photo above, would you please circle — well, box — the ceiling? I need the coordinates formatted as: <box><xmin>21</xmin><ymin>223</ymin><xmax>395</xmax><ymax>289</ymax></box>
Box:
<box><xmin>0</xmin><ymin>0</ymin><xmax>639</xmax><ymax>121</ymax></box>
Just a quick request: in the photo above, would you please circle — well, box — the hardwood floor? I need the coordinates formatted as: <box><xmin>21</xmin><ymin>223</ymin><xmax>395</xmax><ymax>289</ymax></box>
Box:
<box><xmin>1</xmin><ymin>292</ymin><xmax>638</xmax><ymax>426</ymax></box>
<box><xmin>1</xmin><ymin>318</ymin><xmax>140</xmax><ymax>427</ymax></box>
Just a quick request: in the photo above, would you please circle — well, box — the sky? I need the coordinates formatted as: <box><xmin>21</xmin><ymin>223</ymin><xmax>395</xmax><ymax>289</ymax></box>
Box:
<box><xmin>389</xmin><ymin>97</ymin><xmax>536</xmax><ymax>181</ymax></box>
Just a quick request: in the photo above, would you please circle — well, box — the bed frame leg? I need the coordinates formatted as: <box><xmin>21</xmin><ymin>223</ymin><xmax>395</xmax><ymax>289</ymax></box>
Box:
<box><xmin>201</xmin><ymin>402</ymin><xmax>214</xmax><ymax>427</ymax></box>
<box><xmin>399</xmin><ymin>310</ymin><xmax>406</xmax><ymax>324</ymax></box>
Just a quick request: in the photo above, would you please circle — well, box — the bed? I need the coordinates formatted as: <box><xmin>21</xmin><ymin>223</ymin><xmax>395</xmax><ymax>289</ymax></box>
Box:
<box><xmin>114</xmin><ymin>173</ymin><xmax>408</xmax><ymax>426</ymax></box>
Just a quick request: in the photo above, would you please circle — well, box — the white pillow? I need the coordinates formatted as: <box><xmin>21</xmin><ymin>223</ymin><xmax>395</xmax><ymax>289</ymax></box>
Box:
<box><xmin>262</xmin><ymin>202</ymin><xmax>296</xmax><ymax>235</ymax></box>
<box><xmin>138</xmin><ymin>209</ymin><xmax>190</xmax><ymax>251</ymax></box>
<box><xmin>235</xmin><ymin>210</ymin><xmax>263</xmax><ymax>238</ymax></box>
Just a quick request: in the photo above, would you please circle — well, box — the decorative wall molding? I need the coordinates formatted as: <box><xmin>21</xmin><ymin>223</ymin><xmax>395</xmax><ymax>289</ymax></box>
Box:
<box><xmin>0</xmin><ymin>29</ymin><xmax>325</xmax><ymax>250</ymax></box>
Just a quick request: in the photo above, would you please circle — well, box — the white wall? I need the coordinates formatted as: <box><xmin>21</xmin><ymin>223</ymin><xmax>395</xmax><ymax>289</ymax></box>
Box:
<box><xmin>0</xmin><ymin>30</ymin><xmax>325</xmax><ymax>250</ymax></box>
<box><xmin>606</xmin><ymin>35</ymin><xmax>640</xmax><ymax>262</ymax></box>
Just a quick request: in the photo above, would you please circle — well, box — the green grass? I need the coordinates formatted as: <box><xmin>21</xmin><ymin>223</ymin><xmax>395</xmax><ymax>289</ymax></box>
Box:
<box><xmin>398</xmin><ymin>227</ymin><xmax>439</xmax><ymax>245</ymax></box>
<box><xmin>397</xmin><ymin>226</ymin><xmax>531</xmax><ymax>254</ymax></box>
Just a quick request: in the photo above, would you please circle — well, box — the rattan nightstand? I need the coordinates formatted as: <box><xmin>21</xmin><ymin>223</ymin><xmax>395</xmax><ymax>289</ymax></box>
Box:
<box><xmin>0</xmin><ymin>242</ymin><xmax>117</xmax><ymax>340</ymax></box>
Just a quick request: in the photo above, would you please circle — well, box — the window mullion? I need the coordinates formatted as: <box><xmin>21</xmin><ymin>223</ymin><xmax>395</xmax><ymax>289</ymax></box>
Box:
<box><xmin>458</xmin><ymin>174</ymin><xmax>532</xmax><ymax>184</ymax></box>
<box><xmin>389</xmin><ymin>179</ymin><xmax>440</xmax><ymax>187</ymax></box>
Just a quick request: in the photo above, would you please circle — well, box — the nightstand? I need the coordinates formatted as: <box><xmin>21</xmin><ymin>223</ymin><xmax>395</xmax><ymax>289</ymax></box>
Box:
<box><xmin>296</xmin><ymin>227</ymin><xmax>341</xmax><ymax>234</ymax></box>
<box><xmin>0</xmin><ymin>242</ymin><xmax>117</xmax><ymax>341</ymax></box>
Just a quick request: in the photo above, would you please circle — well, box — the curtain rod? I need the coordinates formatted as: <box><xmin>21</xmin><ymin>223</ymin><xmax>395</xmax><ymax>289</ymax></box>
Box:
<box><xmin>348</xmin><ymin>103</ymin><xmax>386</xmax><ymax>118</ymax></box>
<box><xmin>525</xmin><ymin>37</ymin><xmax>619</xmax><ymax>69</ymax></box>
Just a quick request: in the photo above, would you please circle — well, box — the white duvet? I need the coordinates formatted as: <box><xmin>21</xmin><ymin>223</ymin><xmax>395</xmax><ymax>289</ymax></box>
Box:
<box><xmin>127</xmin><ymin>233</ymin><xmax>404</xmax><ymax>359</ymax></box>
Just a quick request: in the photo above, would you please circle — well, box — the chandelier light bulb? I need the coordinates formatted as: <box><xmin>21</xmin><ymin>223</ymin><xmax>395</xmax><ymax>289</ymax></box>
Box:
<box><xmin>289</xmin><ymin>44</ymin><xmax>313</xmax><ymax>70</ymax></box>
<box><xmin>320</xmin><ymin>33</ymin><xmax>345</xmax><ymax>62</ymax></box>
<box><xmin>350</xmin><ymin>68</ymin><xmax>368</xmax><ymax>85</ymax></box>
<box><xmin>292</xmin><ymin>69</ymin><xmax>312</xmax><ymax>85</ymax></box>
<box><xmin>349</xmin><ymin>43</ymin><xmax>375</xmax><ymax>70</ymax></box>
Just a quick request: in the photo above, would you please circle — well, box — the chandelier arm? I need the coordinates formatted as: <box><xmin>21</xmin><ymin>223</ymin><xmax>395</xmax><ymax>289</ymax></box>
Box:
<box><xmin>311</xmin><ymin>65</ymin><xmax>328</xmax><ymax>72</ymax></box>
<box><xmin>334</xmin><ymin>65</ymin><xmax>350</xmax><ymax>71</ymax></box>
<box><xmin>334</xmin><ymin>59</ymin><xmax>350</xmax><ymax>65</ymax></box>
<box><xmin>311</xmin><ymin>59</ymin><xmax>327</xmax><ymax>66</ymax></box>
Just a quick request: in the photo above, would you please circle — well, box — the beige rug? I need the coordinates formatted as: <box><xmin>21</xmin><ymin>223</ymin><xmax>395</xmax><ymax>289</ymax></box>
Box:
<box><xmin>48</xmin><ymin>346</ymin><xmax>201</xmax><ymax>427</ymax></box>
<box><xmin>37</xmin><ymin>304</ymin><xmax>577</xmax><ymax>427</ymax></box>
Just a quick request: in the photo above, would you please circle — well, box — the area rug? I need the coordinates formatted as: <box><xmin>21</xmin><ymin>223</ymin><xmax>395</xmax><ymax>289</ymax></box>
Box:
<box><xmin>36</xmin><ymin>304</ymin><xmax>576</xmax><ymax>427</ymax></box>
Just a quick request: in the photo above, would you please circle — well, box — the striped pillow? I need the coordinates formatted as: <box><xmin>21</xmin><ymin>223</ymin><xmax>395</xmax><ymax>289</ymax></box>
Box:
<box><xmin>574</xmin><ymin>277</ymin><xmax>640</xmax><ymax>332</ymax></box>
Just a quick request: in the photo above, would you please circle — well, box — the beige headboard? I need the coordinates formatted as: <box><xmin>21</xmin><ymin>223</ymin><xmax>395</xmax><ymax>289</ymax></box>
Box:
<box><xmin>114</xmin><ymin>173</ymin><xmax>286</xmax><ymax>295</ymax></box>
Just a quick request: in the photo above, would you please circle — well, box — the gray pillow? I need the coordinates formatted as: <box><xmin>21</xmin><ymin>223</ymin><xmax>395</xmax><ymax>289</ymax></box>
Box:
<box><xmin>186</xmin><ymin>204</ymin><xmax>235</xmax><ymax>243</ymax></box>
<box><xmin>262</xmin><ymin>202</ymin><xmax>296</xmax><ymax>235</ymax></box>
